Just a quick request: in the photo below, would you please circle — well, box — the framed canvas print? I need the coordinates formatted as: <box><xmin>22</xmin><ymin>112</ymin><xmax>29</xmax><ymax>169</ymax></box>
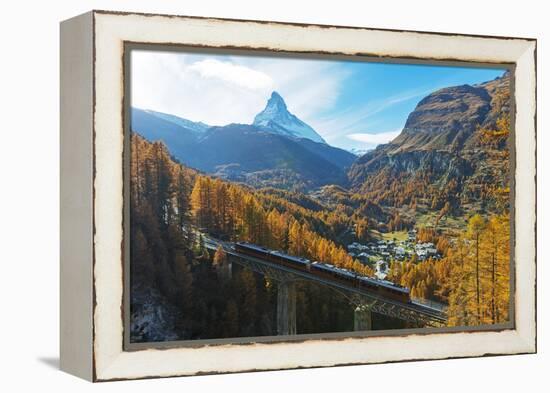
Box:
<box><xmin>60</xmin><ymin>10</ymin><xmax>537</xmax><ymax>381</ymax></box>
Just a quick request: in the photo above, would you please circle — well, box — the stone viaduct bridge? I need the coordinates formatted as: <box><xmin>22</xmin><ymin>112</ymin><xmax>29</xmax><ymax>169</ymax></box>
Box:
<box><xmin>203</xmin><ymin>236</ymin><xmax>447</xmax><ymax>335</ymax></box>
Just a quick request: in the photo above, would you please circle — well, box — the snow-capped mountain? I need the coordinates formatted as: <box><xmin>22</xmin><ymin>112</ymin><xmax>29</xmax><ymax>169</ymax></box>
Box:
<box><xmin>129</xmin><ymin>92</ymin><xmax>358</xmax><ymax>190</ymax></box>
<box><xmin>253</xmin><ymin>91</ymin><xmax>326</xmax><ymax>144</ymax></box>
<box><xmin>139</xmin><ymin>109</ymin><xmax>210</xmax><ymax>134</ymax></box>
<box><xmin>347</xmin><ymin>147</ymin><xmax>373</xmax><ymax>157</ymax></box>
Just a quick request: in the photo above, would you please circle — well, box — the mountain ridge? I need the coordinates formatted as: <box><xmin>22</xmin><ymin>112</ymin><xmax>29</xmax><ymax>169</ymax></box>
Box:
<box><xmin>348</xmin><ymin>71</ymin><xmax>511</xmax><ymax>214</ymax></box>
<box><xmin>130</xmin><ymin>92</ymin><xmax>355</xmax><ymax>191</ymax></box>
<box><xmin>380</xmin><ymin>72</ymin><xmax>510</xmax><ymax>155</ymax></box>
<box><xmin>140</xmin><ymin>109</ymin><xmax>211</xmax><ymax>134</ymax></box>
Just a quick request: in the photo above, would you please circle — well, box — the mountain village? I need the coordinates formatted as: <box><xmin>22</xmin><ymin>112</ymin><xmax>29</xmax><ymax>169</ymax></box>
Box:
<box><xmin>346</xmin><ymin>230</ymin><xmax>440</xmax><ymax>279</ymax></box>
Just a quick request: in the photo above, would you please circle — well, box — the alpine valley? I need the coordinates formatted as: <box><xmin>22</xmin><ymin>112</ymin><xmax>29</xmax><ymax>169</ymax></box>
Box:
<box><xmin>129</xmin><ymin>72</ymin><xmax>512</xmax><ymax>341</ymax></box>
<box><xmin>132</xmin><ymin>73</ymin><xmax>510</xmax><ymax>219</ymax></box>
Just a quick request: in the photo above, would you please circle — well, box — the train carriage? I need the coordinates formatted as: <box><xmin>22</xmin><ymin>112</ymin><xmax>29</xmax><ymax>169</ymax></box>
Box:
<box><xmin>234</xmin><ymin>242</ymin><xmax>410</xmax><ymax>303</ymax></box>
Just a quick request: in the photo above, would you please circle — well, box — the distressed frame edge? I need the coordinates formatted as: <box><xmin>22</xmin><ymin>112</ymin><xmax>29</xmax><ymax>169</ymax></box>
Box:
<box><xmin>91</xmin><ymin>8</ymin><xmax>538</xmax><ymax>42</ymax></box>
<box><xmin>512</xmin><ymin>40</ymin><xmax>537</xmax><ymax>354</ymax></box>
<box><xmin>59</xmin><ymin>11</ymin><xmax>95</xmax><ymax>381</ymax></box>
<box><xmin>90</xmin><ymin>11</ymin><xmax>537</xmax><ymax>381</ymax></box>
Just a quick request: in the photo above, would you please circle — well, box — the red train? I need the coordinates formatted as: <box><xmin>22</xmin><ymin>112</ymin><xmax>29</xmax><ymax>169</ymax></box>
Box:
<box><xmin>234</xmin><ymin>242</ymin><xmax>410</xmax><ymax>303</ymax></box>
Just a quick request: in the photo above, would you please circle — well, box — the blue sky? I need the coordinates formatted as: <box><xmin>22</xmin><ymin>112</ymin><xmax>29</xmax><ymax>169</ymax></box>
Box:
<box><xmin>131</xmin><ymin>49</ymin><xmax>506</xmax><ymax>151</ymax></box>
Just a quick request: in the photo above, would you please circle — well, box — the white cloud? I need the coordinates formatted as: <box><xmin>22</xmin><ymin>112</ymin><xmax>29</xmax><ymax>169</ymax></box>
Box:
<box><xmin>131</xmin><ymin>51</ymin><xmax>271</xmax><ymax>126</ymax></box>
<box><xmin>347</xmin><ymin>130</ymin><xmax>402</xmax><ymax>145</ymax></box>
<box><xmin>188</xmin><ymin>59</ymin><xmax>274</xmax><ymax>90</ymax></box>
<box><xmin>130</xmin><ymin>50</ymin><xmax>346</xmax><ymax>127</ymax></box>
<box><xmin>257</xmin><ymin>60</ymin><xmax>349</xmax><ymax>120</ymax></box>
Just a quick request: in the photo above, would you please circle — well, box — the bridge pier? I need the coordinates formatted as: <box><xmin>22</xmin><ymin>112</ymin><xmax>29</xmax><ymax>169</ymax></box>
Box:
<box><xmin>277</xmin><ymin>281</ymin><xmax>297</xmax><ymax>335</ymax></box>
<box><xmin>354</xmin><ymin>304</ymin><xmax>373</xmax><ymax>331</ymax></box>
<box><xmin>224</xmin><ymin>260</ymin><xmax>233</xmax><ymax>281</ymax></box>
<box><xmin>223</xmin><ymin>249</ymin><xmax>447</xmax><ymax>328</ymax></box>
<box><xmin>216</xmin><ymin>256</ymin><xmax>233</xmax><ymax>282</ymax></box>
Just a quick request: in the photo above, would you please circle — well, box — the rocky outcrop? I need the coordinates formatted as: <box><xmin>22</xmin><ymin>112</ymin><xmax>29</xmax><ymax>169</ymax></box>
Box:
<box><xmin>130</xmin><ymin>283</ymin><xmax>184</xmax><ymax>342</ymax></box>
<box><xmin>391</xmin><ymin>84</ymin><xmax>491</xmax><ymax>152</ymax></box>
<box><xmin>349</xmin><ymin>150</ymin><xmax>472</xmax><ymax>181</ymax></box>
<box><xmin>348</xmin><ymin>72</ymin><xmax>510</xmax><ymax>206</ymax></box>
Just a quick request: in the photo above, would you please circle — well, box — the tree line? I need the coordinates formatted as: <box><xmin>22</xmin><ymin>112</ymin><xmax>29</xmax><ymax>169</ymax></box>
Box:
<box><xmin>190</xmin><ymin>175</ymin><xmax>374</xmax><ymax>277</ymax></box>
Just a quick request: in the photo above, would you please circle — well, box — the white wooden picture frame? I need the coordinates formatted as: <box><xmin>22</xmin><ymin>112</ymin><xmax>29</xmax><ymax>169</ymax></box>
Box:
<box><xmin>60</xmin><ymin>10</ymin><xmax>536</xmax><ymax>381</ymax></box>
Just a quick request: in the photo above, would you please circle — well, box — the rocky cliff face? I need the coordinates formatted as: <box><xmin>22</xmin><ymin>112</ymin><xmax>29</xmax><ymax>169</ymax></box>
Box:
<box><xmin>389</xmin><ymin>84</ymin><xmax>492</xmax><ymax>153</ymax></box>
<box><xmin>382</xmin><ymin>72</ymin><xmax>510</xmax><ymax>155</ymax></box>
<box><xmin>351</xmin><ymin>150</ymin><xmax>473</xmax><ymax>182</ymax></box>
<box><xmin>348</xmin><ymin>72</ymin><xmax>511</xmax><ymax>212</ymax></box>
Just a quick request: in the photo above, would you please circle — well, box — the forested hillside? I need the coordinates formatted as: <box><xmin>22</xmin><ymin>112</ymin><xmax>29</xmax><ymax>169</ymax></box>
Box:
<box><xmin>129</xmin><ymin>134</ymin><xmax>381</xmax><ymax>342</ymax></box>
<box><xmin>369</xmin><ymin>73</ymin><xmax>513</xmax><ymax>326</ymax></box>
<box><xmin>387</xmin><ymin>214</ymin><xmax>510</xmax><ymax>326</ymax></box>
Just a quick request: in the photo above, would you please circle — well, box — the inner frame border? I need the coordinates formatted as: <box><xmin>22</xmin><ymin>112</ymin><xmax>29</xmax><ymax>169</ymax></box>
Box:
<box><xmin>121</xmin><ymin>41</ymin><xmax>517</xmax><ymax>352</ymax></box>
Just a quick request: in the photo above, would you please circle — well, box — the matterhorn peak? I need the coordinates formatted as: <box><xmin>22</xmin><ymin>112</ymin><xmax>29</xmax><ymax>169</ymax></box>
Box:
<box><xmin>259</xmin><ymin>91</ymin><xmax>288</xmax><ymax>116</ymax></box>
<box><xmin>252</xmin><ymin>91</ymin><xmax>326</xmax><ymax>144</ymax></box>
<box><xmin>267</xmin><ymin>91</ymin><xmax>287</xmax><ymax>107</ymax></box>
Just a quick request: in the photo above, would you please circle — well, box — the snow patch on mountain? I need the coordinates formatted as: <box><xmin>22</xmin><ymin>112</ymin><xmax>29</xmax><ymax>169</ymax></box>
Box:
<box><xmin>253</xmin><ymin>92</ymin><xmax>326</xmax><ymax>144</ymax></box>
<box><xmin>142</xmin><ymin>109</ymin><xmax>210</xmax><ymax>134</ymax></box>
